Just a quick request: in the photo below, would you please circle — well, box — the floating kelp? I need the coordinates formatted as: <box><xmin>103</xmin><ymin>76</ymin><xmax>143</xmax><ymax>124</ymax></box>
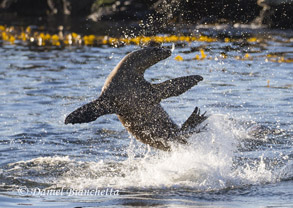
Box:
<box><xmin>0</xmin><ymin>25</ymin><xmax>292</xmax><ymax>63</ymax></box>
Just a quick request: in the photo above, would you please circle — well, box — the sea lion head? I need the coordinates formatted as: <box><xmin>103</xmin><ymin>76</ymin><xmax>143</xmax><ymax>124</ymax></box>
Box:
<box><xmin>122</xmin><ymin>47</ymin><xmax>172</xmax><ymax>76</ymax></box>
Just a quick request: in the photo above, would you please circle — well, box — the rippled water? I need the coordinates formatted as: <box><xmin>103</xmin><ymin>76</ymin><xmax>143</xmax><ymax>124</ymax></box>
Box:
<box><xmin>0</xmin><ymin>29</ymin><xmax>293</xmax><ymax>207</ymax></box>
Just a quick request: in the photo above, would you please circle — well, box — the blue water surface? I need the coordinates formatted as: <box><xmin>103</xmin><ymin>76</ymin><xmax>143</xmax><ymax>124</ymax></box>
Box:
<box><xmin>0</xmin><ymin>29</ymin><xmax>292</xmax><ymax>208</ymax></box>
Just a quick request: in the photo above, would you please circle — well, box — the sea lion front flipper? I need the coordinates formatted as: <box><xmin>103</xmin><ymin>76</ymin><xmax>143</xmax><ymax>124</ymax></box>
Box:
<box><xmin>152</xmin><ymin>75</ymin><xmax>203</xmax><ymax>100</ymax></box>
<box><xmin>65</xmin><ymin>98</ymin><xmax>114</xmax><ymax>124</ymax></box>
<box><xmin>180</xmin><ymin>107</ymin><xmax>207</xmax><ymax>133</ymax></box>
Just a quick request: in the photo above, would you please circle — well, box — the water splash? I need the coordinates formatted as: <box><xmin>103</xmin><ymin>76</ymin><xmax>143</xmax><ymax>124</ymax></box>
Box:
<box><xmin>171</xmin><ymin>43</ymin><xmax>175</xmax><ymax>52</ymax></box>
<box><xmin>1</xmin><ymin>114</ymin><xmax>292</xmax><ymax>192</ymax></box>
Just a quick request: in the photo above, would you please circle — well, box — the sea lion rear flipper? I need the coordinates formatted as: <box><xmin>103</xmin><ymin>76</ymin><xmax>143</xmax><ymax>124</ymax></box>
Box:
<box><xmin>180</xmin><ymin>107</ymin><xmax>207</xmax><ymax>133</ymax></box>
<box><xmin>152</xmin><ymin>75</ymin><xmax>203</xmax><ymax>100</ymax></box>
<box><xmin>65</xmin><ymin>98</ymin><xmax>113</xmax><ymax>124</ymax></box>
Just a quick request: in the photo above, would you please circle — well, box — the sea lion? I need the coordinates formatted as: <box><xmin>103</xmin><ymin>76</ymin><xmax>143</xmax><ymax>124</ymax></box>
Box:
<box><xmin>65</xmin><ymin>47</ymin><xmax>206</xmax><ymax>151</ymax></box>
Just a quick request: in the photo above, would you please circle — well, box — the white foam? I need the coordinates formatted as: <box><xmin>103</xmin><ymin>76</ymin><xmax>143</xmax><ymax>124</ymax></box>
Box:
<box><xmin>6</xmin><ymin>114</ymin><xmax>290</xmax><ymax>191</ymax></box>
<box><xmin>54</xmin><ymin>114</ymin><xmax>283</xmax><ymax>191</ymax></box>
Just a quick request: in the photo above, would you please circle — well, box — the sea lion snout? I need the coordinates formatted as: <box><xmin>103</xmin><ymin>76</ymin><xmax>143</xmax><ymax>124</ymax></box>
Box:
<box><xmin>194</xmin><ymin>75</ymin><xmax>203</xmax><ymax>81</ymax></box>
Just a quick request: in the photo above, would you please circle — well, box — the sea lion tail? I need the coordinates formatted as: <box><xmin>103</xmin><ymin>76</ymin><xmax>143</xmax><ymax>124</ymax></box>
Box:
<box><xmin>65</xmin><ymin>98</ymin><xmax>113</xmax><ymax>124</ymax></box>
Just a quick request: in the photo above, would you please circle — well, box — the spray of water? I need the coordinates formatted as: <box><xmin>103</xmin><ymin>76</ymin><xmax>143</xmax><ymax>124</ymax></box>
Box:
<box><xmin>53</xmin><ymin>114</ymin><xmax>290</xmax><ymax>191</ymax></box>
<box><xmin>2</xmin><ymin>114</ymin><xmax>291</xmax><ymax>192</ymax></box>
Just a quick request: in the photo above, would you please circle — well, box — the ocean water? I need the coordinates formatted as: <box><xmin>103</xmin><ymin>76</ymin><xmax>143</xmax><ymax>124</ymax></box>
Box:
<box><xmin>0</xmin><ymin>29</ymin><xmax>292</xmax><ymax>207</ymax></box>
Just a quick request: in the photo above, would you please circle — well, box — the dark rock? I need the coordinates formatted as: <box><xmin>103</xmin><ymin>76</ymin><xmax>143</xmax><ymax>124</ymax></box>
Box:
<box><xmin>1</xmin><ymin>0</ymin><xmax>50</xmax><ymax>16</ymax></box>
<box><xmin>0</xmin><ymin>0</ymin><xmax>292</xmax><ymax>30</ymax></box>
<box><xmin>88</xmin><ymin>0</ymin><xmax>152</xmax><ymax>21</ymax></box>
<box><xmin>0</xmin><ymin>0</ymin><xmax>95</xmax><ymax>16</ymax></box>
<box><xmin>258</xmin><ymin>0</ymin><xmax>293</xmax><ymax>29</ymax></box>
<box><xmin>151</xmin><ymin>0</ymin><xmax>262</xmax><ymax>24</ymax></box>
